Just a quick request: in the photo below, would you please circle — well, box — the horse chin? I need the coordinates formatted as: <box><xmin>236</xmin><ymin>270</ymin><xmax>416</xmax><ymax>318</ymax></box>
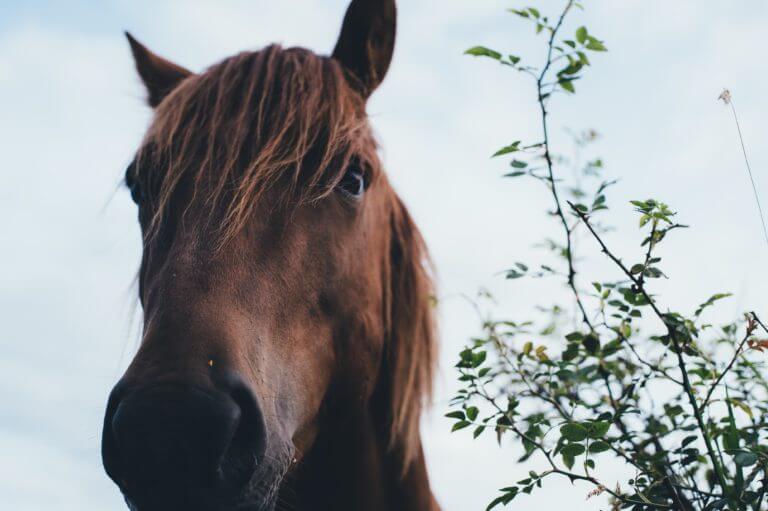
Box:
<box><xmin>236</xmin><ymin>455</ymin><xmax>292</xmax><ymax>511</ymax></box>
<box><xmin>121</xmin><ymin>449</ymin><xmax>291</xmax><ymax>511</ymax></box>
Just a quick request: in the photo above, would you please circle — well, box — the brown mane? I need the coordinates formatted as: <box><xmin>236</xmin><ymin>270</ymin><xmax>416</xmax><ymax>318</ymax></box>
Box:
<box><xmin>131</xmin><ymin>44</ymin><xmax>375</xmax><ymax>244</ymax></box>
<box><xmin>127</xmin><ymin>43</ymin><xmax>436</xmax><ymax>475</ymax></box>
<box><xmin>385</xmin><ymin>197</ymin><xmax>437</xmax><ymax>471</ymax></box>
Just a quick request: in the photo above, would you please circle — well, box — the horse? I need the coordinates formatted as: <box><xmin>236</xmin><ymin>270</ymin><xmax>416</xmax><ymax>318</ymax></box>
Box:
<box><xmin>100</xmin><ymin>1</ymin><xmax>439</xmax><ymax>510</ymax></box>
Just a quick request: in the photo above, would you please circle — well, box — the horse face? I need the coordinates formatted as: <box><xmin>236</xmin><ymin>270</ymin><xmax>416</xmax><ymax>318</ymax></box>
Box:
<box><xmin>101</xmin><ymin>2</ymin><xmax>423</xmax><ymax>511</ymax></box>
<box><xmin>105</xmin><ymin>156</ymin><xmax>393</xmax><ymax>511</ymax></box>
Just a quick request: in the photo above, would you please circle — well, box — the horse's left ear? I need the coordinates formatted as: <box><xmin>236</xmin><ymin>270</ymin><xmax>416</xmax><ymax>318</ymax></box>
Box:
<box><xmin>125</xmin><ymin>32</ymin><xmax>193</xmax><ymax>108</ymax></box>
<box><xmin>332</xmin><ymin>0</ymin><xmax>396</xmax><ymax>98</ymax></box>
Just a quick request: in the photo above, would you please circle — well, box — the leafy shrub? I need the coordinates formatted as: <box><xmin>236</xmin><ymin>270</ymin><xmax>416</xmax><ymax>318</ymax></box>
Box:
<box><xmin>450</xmin><ymin>2</ymin><xmax>768</xmax><ymax>510</ymax></box>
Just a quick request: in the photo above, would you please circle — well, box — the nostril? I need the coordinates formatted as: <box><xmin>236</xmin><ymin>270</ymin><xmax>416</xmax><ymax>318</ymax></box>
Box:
<box><xmin>217</xmin><ymin>373</ymin><xmax>267</xmax><ymax>489</ymax></box>
<box><xmin>101</xmin><ymin>382</ymin><xmax>128</xmax><ymax>485</ymax></box>
<box><xmin>101</xmin><ymin>374</ymin><xmax>267</xmax><ymax>504</ymax></box>
<box><xmin>102</xmin><ymin>381</ymin><xmax>245</xmax><ymax>502</ymax></box>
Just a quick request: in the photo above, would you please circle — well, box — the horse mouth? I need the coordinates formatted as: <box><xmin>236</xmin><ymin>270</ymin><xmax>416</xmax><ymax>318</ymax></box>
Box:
<box><xmin>122</xmin><ymin>484</ymin><xmax>281</xmax><ymax>511</ymax></box>
<box><xmin>124</xmin><ymin>498</ymin><xmax>277</xmax><ymax>511</ymax></box>
<box><xmin>118</xmin><ymin>458</ymin><xmax>289</xmax><ymax>511</ymax></box>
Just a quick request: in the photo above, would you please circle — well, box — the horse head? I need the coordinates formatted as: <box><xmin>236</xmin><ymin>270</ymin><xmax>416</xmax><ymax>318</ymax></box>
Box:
<box><xmin>102</xmin><ymin>1</ymin><xmax>438</xmax><ymax>510</ymax></box>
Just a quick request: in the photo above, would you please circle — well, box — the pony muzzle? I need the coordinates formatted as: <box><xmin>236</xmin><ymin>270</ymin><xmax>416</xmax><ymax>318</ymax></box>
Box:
<box><xmin>101</xmin><ymin>373</ymin><xmax>267</xmax><ymax>509</ymax></box>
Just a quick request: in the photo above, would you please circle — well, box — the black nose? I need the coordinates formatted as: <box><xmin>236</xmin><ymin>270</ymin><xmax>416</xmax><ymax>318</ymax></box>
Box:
<box><xmin>102</xmin><ymin>373</ymin><xmax>265</xmax><ymax>509</ymax></box>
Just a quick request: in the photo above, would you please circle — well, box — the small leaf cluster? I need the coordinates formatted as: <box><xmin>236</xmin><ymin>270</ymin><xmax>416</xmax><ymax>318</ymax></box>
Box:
<box><xmin>465</xmin><ymin>3</ymin><xmax>607</xmax><ymax>96</ymax></box>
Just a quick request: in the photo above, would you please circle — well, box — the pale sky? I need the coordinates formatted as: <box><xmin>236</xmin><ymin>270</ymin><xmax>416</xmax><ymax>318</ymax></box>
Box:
<box><xmin>2</xmin><ymin>1</ymin><xmax>768</xmax><ymax>510</ymax></box>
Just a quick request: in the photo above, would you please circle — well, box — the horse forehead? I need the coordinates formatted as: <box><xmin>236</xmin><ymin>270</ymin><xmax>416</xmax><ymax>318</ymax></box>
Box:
<box><xmin>153</xmin><ymin>212</ymin><xmax>285</xmax><ymax>279</ymax></box>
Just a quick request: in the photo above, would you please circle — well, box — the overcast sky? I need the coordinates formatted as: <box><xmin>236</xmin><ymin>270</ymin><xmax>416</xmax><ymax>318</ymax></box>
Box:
<box><xmin>2</xmin><ymin>1</ymin><xmax>768</xmax><ymax>509</ymax></box>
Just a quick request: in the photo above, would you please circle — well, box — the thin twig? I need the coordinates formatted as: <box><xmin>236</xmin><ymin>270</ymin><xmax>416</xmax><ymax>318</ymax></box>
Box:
<box><xmin>535</xmin><ymin>0</ymin><xmax>594</xmax><ymax>332</ymax></box>
<box><xmin>701</xmin><ymin>323</ymin><xmax>754</xmax><ymax>410</ymax></box>
<box><xmin>751</xmin><ymin>311</ymin><xmax>768</xmax><ymax>336</ymax></box>
<box><xmin>725</xmin><ymin>95</ymin><xmax>768</xmax><ymax>250</ymax></box>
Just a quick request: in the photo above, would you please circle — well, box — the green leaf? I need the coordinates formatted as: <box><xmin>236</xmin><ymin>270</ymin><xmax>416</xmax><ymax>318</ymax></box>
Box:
<box><xmin>589</xmin><ymin>440</ymin><xmax>611</xmax><ymax>453</ymax></box>
<box><xmin>734</xmin><ymin>451</ymin><xmax>758</xmax><ymax>467</ymax></box>
<box><xmin>523</xmin><ymin>341</ymin><xmax>533</xmax><ymax>356</ymax></box>
<box><xmin>465</xmin><ymin>46</ymin><xmax>502</xmax><ymax>59</ymax></box>
<box><xmin>472</xmin><ymin>351</ymin><xmax>487</xmax><ymax>367</ymax></box>
<box><xmin>560</xmin><ymin>423</ymin><xmax>588</xmax><ymax>442</ymax></box>
<box><xmin>561</xmin><ymin>443</ymin><xmax>586</xmax><ymax>457</ymax></box>
<box><xmin>576</xmin><ymin>26</ymin><xmax>588</xmax><ymax>44</ymax></box>
<box><xmin>473</xmin><ymin>425</ymin><xmax>486</xmax><ymax>439</ymax></box>
<box><xmin>492</xmin><ymin>141</ymin><xmax>522</xmax><ymax>157</ymax></box>
<box><xmin>486</xmin><ymin>495</ymin><xmax>508</xmax><ymax>511</ymax></box>
<box><xmin>565</xmin><ymin>331</ymin><xmax>584</xmax><ymax>342</ymax></box>
<box><xmin>729</xmin><ymin>398</ymin><xmax>753</xmax><ymax>418</ymax></box>
<box><xmin>466</xmin><ymin>406</ymin><xmax>479</xmax><ymax>421</ymax></box>
<box><xmin>508</xmin><ymin>8</ymin><xmax>530</xmax><ymax>18</ymax></box>
<box><xmin>559</xmin><ymin>78</ymin><xmax>575</xmax><ymax>93</ymax></box>
<box><xmin>587</xmin><ymin>421</ymin><xmax>610</xmax><ymax>438</ymax></box>
<box><xmin>445</xmin><ymin>411</ymin><xmax>465</xmax><ymax>420</ymax></box>
<box><xmin>707</xmin><ymin>499</ymin><xmax>728</xmax><ymax>510</ymax></box>
<box><xmin>723</xmin><ymin>429</ymin><xmax>740</xmax><ymax>451</ymax></box>
<box><xmin>510</xmin><ymin>159</ymin><xmax>528</xmax><ymax>168</ymax></box>
<box><xmin>643</xmin><ymin>267</ymin><xmax>664</xmax><ymax>279</ymax></box>
<box><xmin>562</xmin><ymin>343</ymin><xmax>580</xmax><ymax>361</ymax></box>
<box><xmin>585</xmin><ymin>36</ymin><xmax>608</xmax><ymax>51</ymax></box>
<box><xmin>583</xmin><ymin>334</ymin><xmax>600</xmax><ymax>354</ymax></box>
<box><xmin>503</xmin><ymin>171</ymin><xmax>527</xmax><ymax>178</ymax></box>
<box><xmin>452</xmin><ymin>420</ymin><xmax>471</xmax><ymax>432</ymax></box>
<box><xmin>681</xmin><ymin>435</ymin><xmax>698</xmax><ymax>448</ymax></box>
<box><xmin>695</xmin><ymin>293</ymin><xmax>733</xmax><ymax>316</ymax></box>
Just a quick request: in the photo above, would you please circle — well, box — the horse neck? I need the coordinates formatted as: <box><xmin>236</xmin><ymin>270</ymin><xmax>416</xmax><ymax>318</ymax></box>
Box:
<box><xmin>281</xmin><ymin>401</ymin><xmax>439</xmax><ymax>511</ymax></box>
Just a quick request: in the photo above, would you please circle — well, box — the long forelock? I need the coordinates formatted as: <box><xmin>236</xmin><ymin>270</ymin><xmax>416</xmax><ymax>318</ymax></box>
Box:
<box><xmin>133</xmin><ymin>44</ymin><xmax>373</xmax><ymax>243</ymax></box>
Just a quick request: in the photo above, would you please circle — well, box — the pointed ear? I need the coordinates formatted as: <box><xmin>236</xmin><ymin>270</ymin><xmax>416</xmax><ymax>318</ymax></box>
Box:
<box><xmin>332</xmin><ymin>0</ymin><xmax>396</xmax><ymax>98</ymax></box>
<box><xmin>125</xmin><ymin>32</ymin><xmax>192</xmax><ymax>108</ymax></box>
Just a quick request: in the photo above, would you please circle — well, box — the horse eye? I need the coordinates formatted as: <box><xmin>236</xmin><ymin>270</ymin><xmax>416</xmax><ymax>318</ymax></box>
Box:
<box><xmin>128</xmin><ymin>181</ymin><xmax>142</xmax><ymax>204</ymax></box>
<box><xmin>337</xmin><ymin>165</ymin><xmax>366</xmax><ymax>199</ymax></box>
<box><xmin>125</xmin><ymin>163</ymin><xmax>142</xmax><ymax>204</ymax></box>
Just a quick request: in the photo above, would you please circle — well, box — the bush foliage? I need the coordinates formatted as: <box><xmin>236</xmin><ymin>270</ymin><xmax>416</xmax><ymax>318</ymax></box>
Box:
<box><xmin>450</xmin><ymin>2</ymin><xmax>768</xmax><ymax>510</ymax></box>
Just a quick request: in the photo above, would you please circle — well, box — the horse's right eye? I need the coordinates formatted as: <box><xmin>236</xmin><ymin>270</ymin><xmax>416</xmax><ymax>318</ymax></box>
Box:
<box><xmin>337</xmin><ymin>164</ymin><xmax>366</xmax><ymax>199</ymax></box>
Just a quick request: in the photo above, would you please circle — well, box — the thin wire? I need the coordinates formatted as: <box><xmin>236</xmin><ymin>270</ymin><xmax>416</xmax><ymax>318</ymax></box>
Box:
<box><xmin>729</xmin><ymin>98</ymin><xmax>768</xmax><ymax>249</ymax></box>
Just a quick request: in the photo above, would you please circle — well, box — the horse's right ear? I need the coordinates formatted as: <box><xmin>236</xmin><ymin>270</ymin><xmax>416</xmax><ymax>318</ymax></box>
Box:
<box><xmin>332</xmin><ymin>0</ymin><xmax>396</xmax><ymax>98</ymax></box>
<box><xmin>125</xmin><ymin>32</ymin><xmax>192</xmax><ymax>108</ymax></box>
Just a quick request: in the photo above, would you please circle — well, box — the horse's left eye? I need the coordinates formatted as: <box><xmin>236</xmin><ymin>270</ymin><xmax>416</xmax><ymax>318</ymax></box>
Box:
<box><xmin>125</xmin><ymin>162</ymin><xmax>142</xmax><ymax>204</ymax></box>
<box><xmin>337</xmin><ymin>166</ymin><xmax>366</xmax><ymax>199</ymax></box>
<box><xmin>128</xmin><ymin>180</ymin><xmax>142</xmax><ymax>204</ymax></box>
